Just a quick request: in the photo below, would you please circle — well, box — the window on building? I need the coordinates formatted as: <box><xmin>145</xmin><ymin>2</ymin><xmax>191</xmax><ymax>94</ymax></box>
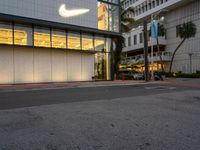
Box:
<box><xmin>176</xmin><ymin>25</ymin><xmax>181</xmax><ymax>37</ymax></box>
<box><xmin>82</xmin><ymin>33</ymin><xmax>94</xmax><ymax>50</ymax></box>
<box><xmin>134</xmin><ymin>35</ymin><xmax>137</xmax><ymax>45</ymax></box>
<box><xmin>95</xmin><ymin>36</ymin><xmax>105</xmax><ymax>52</ymax></box>
<box><xmin>149</xmin><ymin>3</ymin><xmax>152</xmax><ymax>9</ymax></box>
<box><xmin>52</xmin><ymin>29</ymin><xmax>66</xmax><ymax>49</ymax></box>
<box><xmin>0</xmin><ymin>21</ymin><xmax>13</xmax><ymax>45</ymax></box>
<box><xmin>106</xmin><ymin>38</ymin><xmax>112</xmax><ymax>52</ymax></box>
<box><xmin>128</xmin><ymin>36</ymin><xmax>131</xmax><ymax>46</ymax></box>
<box><xmin>152</xmin><ymin>1</ymin><xmax>155</xmax><ymax>8</ymax></box>
<box><xmin>68</xmin><ymin>31</ymin><xmax>81</xmax><ymax>50</ymax></box>
<box><xmin>34</xmin><ymin>26</ymin><xmax>50</xmax><ymax>47</ymax></box>
<box><xmin>14</xmin><ymin>24</ymin><xmax>33</xmax><ymax>46</ymax></box>
<box><xmin>139</xmin><ymin>33</ymin><xmax>143</xmax><ymax>43</ymax></box>
<box><xmin>156</xmin><ymin>0</ymin><xmax>159</xmax><ymax>6</ymax></box>
<box><xmin>101</xmin><ymin>0</ymin><xmax>119</xmax><ymax>4</ymax></box>
<box><xmin>97</xmin><ymin>1</ymin><xmax>119</xmax><ymax>32</ymax></box>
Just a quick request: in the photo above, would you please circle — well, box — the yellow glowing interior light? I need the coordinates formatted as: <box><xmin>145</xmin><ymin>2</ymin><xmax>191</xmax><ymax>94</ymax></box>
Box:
<box><xmin>82</xmin><ymin>38</ymin><xmax>93</xmax><ymax>50</ymax></box>
<box><xmin>0</xmin><ymin>28</ymin><xmax>27</xmax><ymax>45</ymax></box>
<box><xmin>52</xmin><ymin>34</ymin><xmax>66</xmax><ymax>48</ymax></box>
<box><xmin>0</xmin><ymin>28</ymin><xmax>13</xmax><ymax>44</ymax></box>
<box><xmin>95</xmin><ymin>39</ymin><xmax>105</xmax><ymax>51</ymax></box>
<box><xmin>34</xmin><ymin>32</ymin><xmax>50</xmax><ymax>47</ymax></box>
<box><xmin>14</xmin><ymin>30</ymin><xmax>27</xmax><ymax>45</ymax></box>
<box><xmin>68</xmin><ymin>36</ymin><xmax>80</xmax><ymax>49</ymax></box>
<box><xmin>98</xmin><ymin>3</ymin><xmax>108</xmax><ymax>31</ymax></box>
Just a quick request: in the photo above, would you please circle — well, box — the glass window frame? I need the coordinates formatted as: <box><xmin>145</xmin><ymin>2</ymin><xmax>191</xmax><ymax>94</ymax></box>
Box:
<box><xmin>67</xmin><ymin>31</ymin><xmax>81</xmax><ymax>50</ymax></box>
<box><xmin>0</xmin><ymin>21</ymin><xmax>13</xmax><ymax>45</ymax></box>
<box><xmin>51</xmin><ymin>28</ymin><xmax>67</xmax><ymax>49</ymax></box>
<box><xmin>81</xmin><ymin>33</ymin><xmax>94</xmax><ymax>51</ymax></box>
<box><xmin>34</xmin><ymin>26</ymin><xmax>51</xmax><ymax>48</ymax></box>
<box><xmin>97</xmin><ymin>0</ymin><xmax>120</xmax><ymax>32</ymax></box>
<box><xmin>14</xmin><ymin>23</ymin><xmax>33</xmax><ymax>46</ymax></box>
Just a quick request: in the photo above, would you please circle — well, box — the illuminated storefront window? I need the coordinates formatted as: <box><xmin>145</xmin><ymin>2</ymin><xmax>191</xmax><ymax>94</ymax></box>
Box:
<box><xmin>94</xmin><ymin>36</ymin><xmax>112</xmax><ymax>80</ymax></box>
<box><xmin>68</xmin><ymin>32</ymin><xmax>81</xmax><ymax>49</ymax></box>
<box><xmin>14</xmin><ymin>24</ymin><xmax>33</xmax><ymax>46</ymax></box>
<box><xmin>0</xmin><ymin>22</ymin><xmax>13</xmax><ymax>44</ymax></box>
<box><xmin>34</xmin><ymin>26</ymin><xmax>50</xmax><ymax>48</ymax></box>
<box><xmin>95</xmin><ymin>36</ymin><xmax>105</xmax><ymax>52</ymax></box>
<box><xmin>82</xmin><ymin>33</ymin><xmax>94</xmax><ymax>50</ymax></box>
<box><xmin>97</xmin><ymin>1</ymin><xmax>119</xmax><ymax>32</ymax></box>
<box><xmin>98</xmin><ymin>2</ymin><xmax>109</xmax><ymax>31</ymax></box>
<box><xmin>52</xmin><ymin>29</ymin><xmax>66</xmax><ymax>48</ymax></box>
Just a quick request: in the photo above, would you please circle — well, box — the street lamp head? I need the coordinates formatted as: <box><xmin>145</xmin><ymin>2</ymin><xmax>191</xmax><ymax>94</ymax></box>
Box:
<box><xmin>160</xmin><ymin>16</ymin><xmax>165</xmax><ymax>22</ymax></box>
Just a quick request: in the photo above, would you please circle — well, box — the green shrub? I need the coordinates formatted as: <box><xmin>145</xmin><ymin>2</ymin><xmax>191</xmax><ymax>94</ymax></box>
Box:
<box><xmin>165</xmin><ymin>72</ymin><xmax>200</xmax><ymax>78</ymax></box>
<box><xmin>196</xmin><ymin>70</ymin><xmax>200</xmax><ymax>74</ymax></box>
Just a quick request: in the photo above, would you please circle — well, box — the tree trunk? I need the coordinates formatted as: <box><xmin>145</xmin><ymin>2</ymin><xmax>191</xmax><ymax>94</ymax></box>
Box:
<box><xmin>113</xmin><ymin>36</ymin><xmax>123</xmax><ymax>74</ymax></box>
<box><xmin>156</xmin><ymin>38</ymin><xmax>165</xmax><ymax>73</ymax></box>
<box><xmin>169</xmin><ymin>38</ymin><xmax>186</xmax><ymax>73</ymax></box>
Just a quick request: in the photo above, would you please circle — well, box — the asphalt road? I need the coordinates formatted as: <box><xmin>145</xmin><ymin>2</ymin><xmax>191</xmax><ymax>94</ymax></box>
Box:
<box><xmin>0</xmin><ymin>83</ymin><xmax>200</xmax><ymax>150</ymax></box>
<box><xmin>0</xmin><ymin>84</ymin><xmax>193</xmax><ymax>110</ymax></box>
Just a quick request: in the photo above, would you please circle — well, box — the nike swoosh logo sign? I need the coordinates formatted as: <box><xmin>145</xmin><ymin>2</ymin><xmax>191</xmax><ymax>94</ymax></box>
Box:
<box><xmin>59</xmin><ymin>4</ymin><xmax>90</xmax><ymax>18</ymax></box>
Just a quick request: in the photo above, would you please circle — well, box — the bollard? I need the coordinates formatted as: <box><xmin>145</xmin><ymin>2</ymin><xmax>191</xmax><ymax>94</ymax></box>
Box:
<box><xmin>122</xmin><ymin>72</ymin><xmax>125</xmax><ymax>81</ymax></box>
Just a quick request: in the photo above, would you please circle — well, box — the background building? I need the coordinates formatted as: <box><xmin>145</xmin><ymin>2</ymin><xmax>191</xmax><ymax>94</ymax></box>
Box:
<box><xmin>121</xmin><ymin>0</ymin><xmax>200</xmax><ymax>73</ymax></box>
<box><xmin>0</xmin><ymin>0</ymin><xmax>120</xmax><ymax>84</ymax></box>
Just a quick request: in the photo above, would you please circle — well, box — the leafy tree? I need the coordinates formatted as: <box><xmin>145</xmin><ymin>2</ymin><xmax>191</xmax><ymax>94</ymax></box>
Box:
<box><xmin>169</xmin><ymin>21</ymin><xmax>196</xmax><ymax>73</ymax></box>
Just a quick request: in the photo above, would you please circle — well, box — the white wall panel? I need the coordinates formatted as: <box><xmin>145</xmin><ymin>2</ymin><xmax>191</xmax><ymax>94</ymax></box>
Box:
<box><xmin>0</xmin><ymin>45</ymin><xmax>14</xmax><ymax>84</ymax></box>
<box><xmin>0</xmin><ymin>46</ymin><xmax>95</xmax><ymax>84</ymax></box>
<box><xmin>34</xmin><ymin>48</ymin><xmax>52</xmax><ymax>83</ymax></box>
<box><xmin>67</xmin><ymin>51</ymin><xmax>82</xmax><ymax>81</ymax></box>
<box><xmin>14</xmin><ymin>47</ymin><xmax>34</xmax><ymax>83</ymax></box>
<box><xmin>81</xmin><ymin>53</ymin><xmax>94</xmax><ymax>81</ymax></box>
<box><xmin>52</xmin><ymin>49</ymin><xmax>68</xmax><ymax>82</ymax></box>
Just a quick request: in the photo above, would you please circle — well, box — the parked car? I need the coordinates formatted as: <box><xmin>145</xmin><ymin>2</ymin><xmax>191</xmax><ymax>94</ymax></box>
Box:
<box><xmin>119</xmin><ymin>70</ymin><xmax>144</xmax><ymax>80</ymax></box>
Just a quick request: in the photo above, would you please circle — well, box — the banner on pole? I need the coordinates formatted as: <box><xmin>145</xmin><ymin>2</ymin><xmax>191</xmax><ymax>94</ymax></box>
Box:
<box><xmin>151</xmin><ymin>20</ymin><xmax>158</xmax><ymax>39</ymax></box>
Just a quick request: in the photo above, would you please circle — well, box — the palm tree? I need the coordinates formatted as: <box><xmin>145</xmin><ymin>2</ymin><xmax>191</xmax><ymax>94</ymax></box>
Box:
<box><xmin>112</xmin><ymin>6</ymin><xmax>135</xmax><ymax>77</ymax></box>
<box><xmin>156</xmin><ymin>23</ymin><xmax>166</xmax><ymax>73</ymax></box>
<box><xmin>169</xmin><ymin>21</ymin><xmax>196</xmax><ymax>73</ymax></box>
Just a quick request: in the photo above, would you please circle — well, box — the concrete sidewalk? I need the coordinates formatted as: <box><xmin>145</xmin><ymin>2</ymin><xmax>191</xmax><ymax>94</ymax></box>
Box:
<box><xmin>0</xmin><ymin>80</ymin><xmax>166</xmax><ymax>92</ymax></box>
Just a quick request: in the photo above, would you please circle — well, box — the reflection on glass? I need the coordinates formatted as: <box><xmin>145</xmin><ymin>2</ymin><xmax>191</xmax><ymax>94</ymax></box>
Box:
<box><xmin>109</xmin><ymin>5</ymin><xmax>119</xmax><ymax>32</ymax></box>
<box><xmin>95</xmin><ymin>52</ymin><xmax>106</xmax><ymax>80</ymax></box>
<box><xmin>0</xmin><ymin>22</ymin><xmax>13</xmax><ymax>44</ymax></box>
<box><xmin>14</xmin><ymin>24</ymin><xmax>33</xmax><ymax>46</ymax></box>
<box><xmin>34</xmin><ymin>27</ymin><xmax>50</xmax><ymax>47</ymax></box>
<box><xmin>98</xmin><ymin>2</ymin><xmax>109</xmax><ymax>31</ymax></box>
<box><xmin>95</xmin><ymin>36</ymin><xmax>105</xmax><ymax>52</ymax></box>
<box><xmin>106</xmin><ymin>38</ymin><xmax>111</xmax><ymax>52</ymax></box>
<box><xmin>52</xmin><ymin>29</ymin><xmax>66</xmax><ymax>48</ymax></box>
<box><xmin>82</xmin><ymin>33</ymin><xmax>94</xmax><ymax>50</ymax></box>
<box><xmin>97</xmin><ymin>2</ymin><xmax>119</xmax><ymax>32</ymax></box>
<box><xmin>68</xmin><ymin>32</ymin><xmax>81</xmax><ymax>49</ymax></box>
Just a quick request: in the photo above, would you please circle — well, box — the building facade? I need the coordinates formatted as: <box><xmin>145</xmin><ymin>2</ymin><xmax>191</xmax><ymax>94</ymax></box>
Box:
<box><xmin>121</xmin><ymin>0</ymin><xmax>200</xmax><ymax>73</ymax></box>
<box><xmin>0</xmin><ymin>0</ymin><xmax>120</xmax><ymax>84</ymax></box>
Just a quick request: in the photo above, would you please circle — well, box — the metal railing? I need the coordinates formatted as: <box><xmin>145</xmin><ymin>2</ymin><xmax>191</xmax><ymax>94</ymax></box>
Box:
<box><xmin>121</xmin><ymin>52</ymin><xmax>172</xmax><ymax>65</ymax></box>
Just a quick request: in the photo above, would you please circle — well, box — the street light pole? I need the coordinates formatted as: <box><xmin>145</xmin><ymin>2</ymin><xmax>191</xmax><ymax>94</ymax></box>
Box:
<box><xmin>143</xmin><ymin>20</ymin><xmax>149</xmax><ymax>81</ymax></box>
<box><xmin>151</xmin><ymin>14</ymin><xmax>154</xmax><ymax>80</ymax></box>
